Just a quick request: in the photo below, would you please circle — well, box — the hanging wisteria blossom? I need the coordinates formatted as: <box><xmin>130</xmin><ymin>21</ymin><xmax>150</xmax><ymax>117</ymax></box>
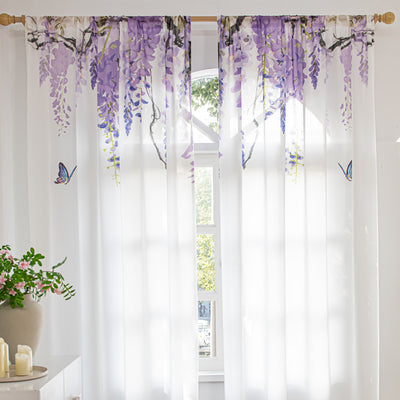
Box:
<box><xmin>26</xmin><ymin>16</ymin><xmax>191</xmax><ymax>183</ymax></box>
<box><xmin>218</xmin><ymin>15</ymin><xmax>374</xmax><ymax>169</ymax></box>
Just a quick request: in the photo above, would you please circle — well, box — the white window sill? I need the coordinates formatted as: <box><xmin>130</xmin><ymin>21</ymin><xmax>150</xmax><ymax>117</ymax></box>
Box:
<box><xmin>198</xmin><ymin>371</ymin><xmax>224</xmax><ymax>383</ymax></box>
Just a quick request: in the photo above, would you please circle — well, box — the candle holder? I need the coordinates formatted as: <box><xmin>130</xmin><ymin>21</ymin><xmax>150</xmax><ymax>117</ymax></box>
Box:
<box><xmin>0</xmin><ymin>365</ymin><xmax>48</xmax><ymax>382</ymax></box>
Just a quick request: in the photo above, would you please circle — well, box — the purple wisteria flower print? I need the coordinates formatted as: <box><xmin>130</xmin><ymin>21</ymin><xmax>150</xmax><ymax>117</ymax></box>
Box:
<box><xmin>218</xmin><ymin>15</ymin><xmax>375</xmax><ymax>169</ymax></box>
<box><xmin>49</xmin><ymin>45</ymin><xmax>75</xmax><ymax>135</ymax></box>
<box><xmin>26</xmin><ymin>17</ymin><xmax>76</xmax><ymax>135</ymax></box>
<box><xmin>285</xmin><ymin>143</ymin><xmax>305</xmax><ymax>182</ymax></box>
<box><xmin>95</xmin><ymin>17</ymin><xmax>121</xmax><ymax>181</ymax></box>
<box><xmin>26</xmin><ymin>16</ymin><xmax>192</xmax><ymax>183</ymax></box>
<box><xmin>122</xmin><ymin>17</ymin><xmax>163</xmax><ymax>136</ymax></box>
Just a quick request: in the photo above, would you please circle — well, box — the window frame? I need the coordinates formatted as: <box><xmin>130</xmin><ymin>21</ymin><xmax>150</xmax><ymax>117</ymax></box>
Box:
<box><xmin>195</xmin><ymin>151</ymin><xmax>223</xmax><ymax>372</ymax></box>
<box><xmin>191</xmin><ymin>67</ymin><xmax>223</xmax><ymax>373</ymax></box>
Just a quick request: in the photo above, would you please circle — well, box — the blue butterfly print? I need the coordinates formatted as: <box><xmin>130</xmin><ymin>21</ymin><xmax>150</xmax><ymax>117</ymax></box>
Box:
<box><xmin>54</xmin><ymin>162</ymin><xmax>77</xmax><ymax>184</ymax></box>
<box><xmin>338</xmin><ymin>160</ymin><xmax>352</xmax><ymax>181</ymax></box>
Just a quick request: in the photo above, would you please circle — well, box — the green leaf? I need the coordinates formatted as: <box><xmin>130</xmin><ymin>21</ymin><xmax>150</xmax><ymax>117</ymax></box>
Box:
<box><xmin>52</xmin><ymin>257</ymin><xmax>67</xmax><ymax>270</ymax></box>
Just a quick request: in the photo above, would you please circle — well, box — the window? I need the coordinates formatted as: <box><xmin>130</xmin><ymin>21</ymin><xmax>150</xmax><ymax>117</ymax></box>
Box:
<box><xmin>192</xmin><ymin>69</ymin><xmax>223</xmax><ymax>372</ymax></box>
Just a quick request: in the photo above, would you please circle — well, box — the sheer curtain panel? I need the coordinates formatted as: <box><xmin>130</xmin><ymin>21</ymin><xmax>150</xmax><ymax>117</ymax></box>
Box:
<box><xmin>1</xmin><ymin>16</ymin><xmax>197</xmax><ymax>400</ymax></box>
<box><xmin>218</xmin><ymin>15</ymin><xmax>378</xmax><ymax>400</ymax></box>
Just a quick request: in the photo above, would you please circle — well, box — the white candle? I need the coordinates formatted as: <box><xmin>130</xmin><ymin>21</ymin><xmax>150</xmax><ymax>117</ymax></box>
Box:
<box><xmin>0</xmin><ymin>342</ymin><xmax>4</xmax><ymax>378</ymax></box>
<box><xmin>3</xmin><ymin>343</ymin><xmax>9</xmax><ymax>373</ymax></box>
<box><xmin>0</xmin><ymin>338</ymin><xmax>9</xmax><ymax>377</ymax></box>
<box><xmin>15</xmin><ymin>353</ymin><xmax>30</xmax><ymax>376</ymax></box>
<box><xmin>17</xmin><ymin>345</ymin><xmax>32</xmax><ymax>373</ymax></box>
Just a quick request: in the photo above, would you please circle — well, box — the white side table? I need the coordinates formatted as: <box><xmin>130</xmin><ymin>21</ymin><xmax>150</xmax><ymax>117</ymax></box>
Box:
<box><xmin>0</xmin><ymin>355</ymin><xmax>81</xmax><ymax>400</ymax></box>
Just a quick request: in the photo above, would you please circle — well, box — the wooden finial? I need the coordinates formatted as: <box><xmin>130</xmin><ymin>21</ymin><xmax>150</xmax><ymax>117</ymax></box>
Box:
<box><xmin>0</xmin><ymin>13</ymin><xmax>14</xmax><ymax>26</ymax></box>
<box><xmin>374</xmin><ymin>12</ymin><xmax>395</xmax><ymax>24</ymax></box>
<box><xmin>0</xmin><ymin>14</ymin><xmax>25</xmax><ymax>26</ymax></box>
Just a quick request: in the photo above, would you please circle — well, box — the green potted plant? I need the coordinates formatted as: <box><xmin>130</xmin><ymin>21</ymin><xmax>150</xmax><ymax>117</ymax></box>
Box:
<box><xmin>0</xmin><ymin>244</ymin><xmax>75</xmax><ymax>308</ymax></box>
<box><xmin>0</xmin><ymin>244</ymin><xmax>75</xmax><ymax>363</ymax></box>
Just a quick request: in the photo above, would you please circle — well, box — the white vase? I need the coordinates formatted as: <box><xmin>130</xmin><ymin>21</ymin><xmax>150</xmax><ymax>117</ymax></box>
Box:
<box><xmin>0</xmin><ymin>294</ymin><xmax>43</xmax><ymax>364</ymax></box>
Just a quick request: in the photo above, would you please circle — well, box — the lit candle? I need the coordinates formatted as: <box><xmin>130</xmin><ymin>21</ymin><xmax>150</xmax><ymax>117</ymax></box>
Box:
<box><xmin>17</xmin><ymin>345</ymin><xmax>32</xmax><ymax>373</ymax></box>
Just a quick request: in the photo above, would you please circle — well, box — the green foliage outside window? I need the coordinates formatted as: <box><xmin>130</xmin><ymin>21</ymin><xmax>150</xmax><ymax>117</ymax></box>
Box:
<box><xmin>194</xmin><ymin>168</ymin><xmax>215</xmax><ymax>292</ymax></box>
<box><xmin>191</xmin><ymin>77</ymin><xmax>219</xmax><ymax>131</ymax></box>
<box><xmin>197</xmin><ymin>235</ymin><xmax>215</xmax><ymax>292</ymax></box>
<box><xmin>195</xmin><ymin>168</ymin><xmax>213</xmax><ymax>225</ymax></box>
<box><xmin>192</xmin><ymin>76</ymin><xmax>219</xmax><ymax>293</ymax></box>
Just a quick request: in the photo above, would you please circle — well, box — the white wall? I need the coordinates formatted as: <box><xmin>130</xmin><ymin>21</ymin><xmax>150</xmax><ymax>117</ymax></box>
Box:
<box><xmin>2</xmin><ymin>1</ymin><xmax>400</xmax><ymax>399</ymax></box>
<box><xmin>372</xmin><ymin>6</ymin><xmax>400</xmax><ymax>400</ymax></box>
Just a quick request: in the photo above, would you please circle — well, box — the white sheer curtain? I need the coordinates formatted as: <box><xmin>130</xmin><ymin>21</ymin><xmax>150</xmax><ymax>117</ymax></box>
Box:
<box><xmin>0</xmin><ymin>25</ymin><xmax>29</xmax><ymax>248</ymax></box>
<box><xmin>0</xmin><ymin>16</ymin><xmax>198</xmax><ymax>400</ymax></box>
<box><xmin>218</xmin><ymin>16</ymin><xmax>378</xmax><ymax>400</ymax></box>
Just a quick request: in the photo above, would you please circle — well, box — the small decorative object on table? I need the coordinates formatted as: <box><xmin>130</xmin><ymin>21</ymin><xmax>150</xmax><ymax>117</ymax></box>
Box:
<box><xmin>15</xmin><ymin>345</ymin><xmax>33</xmax><ymax>375</ymax></box>
<box><xmin>0</xmin><ymin>245</ymin><xmax>75</xmax><ymax>364</ymax></box>
<box><xmin>0</xmin><ymin>338</ymin><xmax>9</xmax><ymax>377</ymax></box>
<box><xmin>0</xmin><ymin>340</ymin><xmax>48</xmax><ymax>382</ymax></box>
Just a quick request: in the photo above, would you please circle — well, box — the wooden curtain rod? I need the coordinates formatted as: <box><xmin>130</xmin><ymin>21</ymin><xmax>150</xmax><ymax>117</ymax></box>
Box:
<box><xmin>191</xmin><ymin>13</ymin><xmax>396</xmax><ymax>23</ymax></box>
<box><xmin>0</xmin><ymin>12</ymin><xmax>395</xmax><ymax>26</ymax></box>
